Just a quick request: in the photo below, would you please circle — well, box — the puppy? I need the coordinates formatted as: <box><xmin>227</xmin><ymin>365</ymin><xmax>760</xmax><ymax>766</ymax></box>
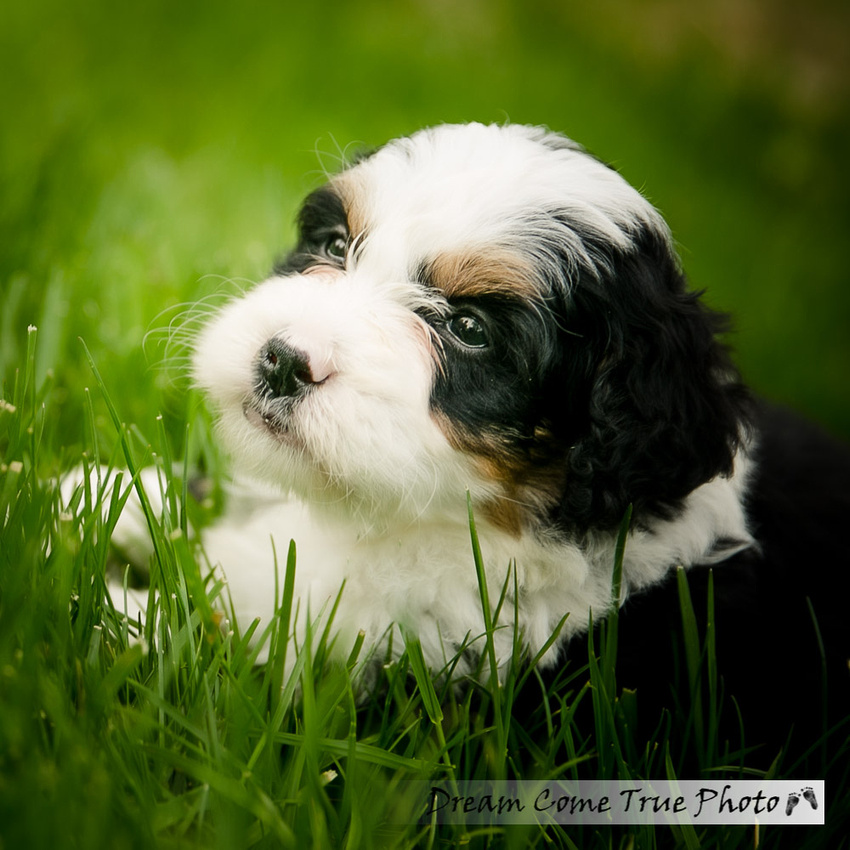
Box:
<box><xmin>120</xmin><ymin>124</ymin><xmax>850</xmax><ymax>761</ymax></box>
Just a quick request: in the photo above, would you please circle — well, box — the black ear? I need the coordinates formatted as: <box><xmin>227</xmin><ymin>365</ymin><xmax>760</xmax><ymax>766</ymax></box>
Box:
<box><xmin>559</xmin><ymin>230</ymin><xmax>753</xmax><ymax>530</ymax></box>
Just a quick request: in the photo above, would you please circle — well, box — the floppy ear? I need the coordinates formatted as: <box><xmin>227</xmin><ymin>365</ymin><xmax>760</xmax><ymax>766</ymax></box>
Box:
<box><xmin>559</xmin><ymin>231</ymin><xmax>752</xmax><ymax>530</ymax></box>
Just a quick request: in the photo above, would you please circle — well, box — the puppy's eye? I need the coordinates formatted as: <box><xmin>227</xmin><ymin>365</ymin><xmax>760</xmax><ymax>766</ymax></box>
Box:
<box><xmin>323</xmin><ymin>235</ymin><xmax>347</xmax><ymax>262</ymax></box>
<box><xmin>447</xmin><ymin>313</ymin><xmax>489</xmax><ymax>348</ymax></box>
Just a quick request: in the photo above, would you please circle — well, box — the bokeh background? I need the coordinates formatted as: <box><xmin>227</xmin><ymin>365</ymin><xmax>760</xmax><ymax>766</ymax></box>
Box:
<box><xmin>2</xmin><ymin>0</ymin><xmax>849</xmax><ymax>444</ymax></box>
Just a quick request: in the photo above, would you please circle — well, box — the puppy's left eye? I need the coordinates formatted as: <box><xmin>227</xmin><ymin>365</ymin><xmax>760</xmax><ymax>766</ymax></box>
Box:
<box><xmin>447</xmin><ymin>312</ymin><xmax>489</xmax><ymax>348</ymax></box>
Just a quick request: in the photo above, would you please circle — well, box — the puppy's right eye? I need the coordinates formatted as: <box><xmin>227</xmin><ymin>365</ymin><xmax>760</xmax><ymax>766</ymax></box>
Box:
<box><xmin>323</xmin><ymin>235</ymin><xmax>347</xmax><ymax>262</ymax></box>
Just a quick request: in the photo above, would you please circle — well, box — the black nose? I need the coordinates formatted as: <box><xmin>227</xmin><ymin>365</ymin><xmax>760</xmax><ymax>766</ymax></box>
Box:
<box><xmin>257</xmin><ymin>338</ymin><xmax>313</xmax><ymax>399</ymax></box>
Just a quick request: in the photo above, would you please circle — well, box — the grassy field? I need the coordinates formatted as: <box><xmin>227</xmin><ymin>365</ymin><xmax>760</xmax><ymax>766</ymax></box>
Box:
<box><xmin>2</xmin><ymin>0</ymin><xmax>849</xmax><ymax>847</ymax></box>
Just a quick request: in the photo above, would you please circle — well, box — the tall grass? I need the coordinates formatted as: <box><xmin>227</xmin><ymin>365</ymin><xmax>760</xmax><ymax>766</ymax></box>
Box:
<box><xmin>2</xmin><ymin>331</ymin><xmax>847</xmax><ymax>849</ymax></box>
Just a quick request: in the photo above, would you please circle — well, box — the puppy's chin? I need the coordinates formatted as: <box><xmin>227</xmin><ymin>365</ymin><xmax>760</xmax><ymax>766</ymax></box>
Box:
<box><xmin>215</xmin><ymin>369</ymin><xmax>531</xmax><ymax>534</ymax></box>
<box><xmin>242</xmin><ymin>402</ymin><xmax>300</xmax><ymax>445</ymax></box>
<box><xmin>210</xmin><ymin>372</ymin><xmax>496</xmax><ymax>528</ymax></box>
<box><xmin>216</xmin><ymin>405</ymin><xmax>321</xmax><ymax>487</ymax></box>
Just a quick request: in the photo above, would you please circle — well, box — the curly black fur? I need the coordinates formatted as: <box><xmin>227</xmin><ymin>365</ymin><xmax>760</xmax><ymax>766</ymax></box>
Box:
<box><xmin>555</xmin><ymin>227</ymin><xmax>753</xmax><ymax>530</ymax></box>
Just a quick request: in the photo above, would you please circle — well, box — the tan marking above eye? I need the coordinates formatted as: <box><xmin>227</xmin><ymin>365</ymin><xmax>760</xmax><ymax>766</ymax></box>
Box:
<box><xmin>427</xmin><ymin>251</ymin><xmax>541</xmax><ymax>301</ymax></box>
<box><xmin>330</xmin><ymin>172</ymin><xmax>368</xmax><ymax>245</ymax></box>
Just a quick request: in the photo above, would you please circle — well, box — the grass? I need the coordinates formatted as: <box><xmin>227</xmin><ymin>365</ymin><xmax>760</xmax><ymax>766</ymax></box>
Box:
<box><xmin>2</xmin><ymin>332</ymin><xmax>848</xmax><ymax>849</ymax></box>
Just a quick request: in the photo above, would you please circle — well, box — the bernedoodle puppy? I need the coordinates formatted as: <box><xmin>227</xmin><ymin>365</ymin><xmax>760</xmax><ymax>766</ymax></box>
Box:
<box><xmin>82</xmin><ymin>123</ymin><xmax>850</xmax><ymax>763</ymax></box>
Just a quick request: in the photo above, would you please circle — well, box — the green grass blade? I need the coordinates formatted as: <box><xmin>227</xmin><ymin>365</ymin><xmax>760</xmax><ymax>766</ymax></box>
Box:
<box><xmin>466</xmin><ymin>492</ymin><xmax>506</xmax><ymax>770</ymax></box>
<box><xmin>676</xmin><ymin>565</ymin><xmax>705</xmax><ymax>762</ymax></box>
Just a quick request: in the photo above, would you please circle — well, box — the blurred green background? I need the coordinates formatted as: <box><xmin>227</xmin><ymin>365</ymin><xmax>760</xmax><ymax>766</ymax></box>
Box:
<box><xmin>2</xmin><ymin>0</ymin><xmax>849</xmax><ymax>445</ymax></box>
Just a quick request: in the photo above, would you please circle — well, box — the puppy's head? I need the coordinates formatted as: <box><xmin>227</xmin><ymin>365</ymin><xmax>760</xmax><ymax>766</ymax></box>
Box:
<box><xmin>194</xmin><ymin>123</ymin><xmax>750</xmax><ymax>532</ymax></box>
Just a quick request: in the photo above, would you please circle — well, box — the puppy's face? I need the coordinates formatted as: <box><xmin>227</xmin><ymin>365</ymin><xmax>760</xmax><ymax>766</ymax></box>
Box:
<box><xmin>194</xmin><ymin>123</ymin><xmax>748</xmax><ymax>532</ymax></box>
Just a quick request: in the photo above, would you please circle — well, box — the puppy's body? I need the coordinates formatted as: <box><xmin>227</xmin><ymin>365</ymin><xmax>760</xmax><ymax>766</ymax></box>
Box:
<box><xmin>119</xmin><ymin>123</ymin><xmax>849</xmax><ymax>761</ymax></box>
<box><xmin>200</xmin><ymin>453</ymin><xmax>751</xmax><ymax>679</ymax></box>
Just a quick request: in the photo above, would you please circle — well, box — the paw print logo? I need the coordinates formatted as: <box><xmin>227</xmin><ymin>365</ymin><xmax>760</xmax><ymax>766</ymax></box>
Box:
<box><xmin>785</xmin><ymin>786</ymin><xmax>818</xmax><ymax>817</ymax></box>
<box><xmin>802</xmin><ymin>787</ymin><xmax>818</xmax><ymax>810</ymax></box>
